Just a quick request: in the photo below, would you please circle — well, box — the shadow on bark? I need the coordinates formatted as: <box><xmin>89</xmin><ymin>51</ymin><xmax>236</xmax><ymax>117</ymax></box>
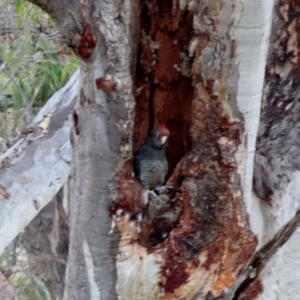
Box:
<box><xmin>23</xmin><ymin>188</ymin><xmax>69</xmax><ymax>299</ymax></box>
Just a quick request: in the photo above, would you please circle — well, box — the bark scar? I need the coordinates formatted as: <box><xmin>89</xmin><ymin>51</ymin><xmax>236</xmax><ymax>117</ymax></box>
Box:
<box><xmin>95</xmin><ymin>77</ymin><xmax>117</xmax><ymax>93</ymax></box>
<box><xmin>77</xmin><ymin>23</ymin><xmax>97</xmax><ymax>59</ymax></box>
<box><xmin>0</xmin><ymin>184</ymin><xmax>10</xmax><ymax>200</ymax></box>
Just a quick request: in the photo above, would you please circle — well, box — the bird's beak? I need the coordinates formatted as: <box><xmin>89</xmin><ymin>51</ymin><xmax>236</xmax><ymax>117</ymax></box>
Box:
<box><xmin>160</xmin><ymin>136</ymin><xmax>168</xmax><ymax>145</ymax></box>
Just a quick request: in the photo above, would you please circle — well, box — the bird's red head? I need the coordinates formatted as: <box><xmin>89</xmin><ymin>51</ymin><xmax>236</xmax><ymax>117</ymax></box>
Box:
<box><xmin>158</xmin><ymin>123</ymin><xmax>170</xmax><ymax>137</ymax></box>
<box><xmin>147</xmin><ymin>124</ymin><xmax>170</xmax><ymax>148</ymax></box>
<box><xmin>153</xmin><ymin>123</ymin><xmax>169</xmax><ymax>147</ymax></box>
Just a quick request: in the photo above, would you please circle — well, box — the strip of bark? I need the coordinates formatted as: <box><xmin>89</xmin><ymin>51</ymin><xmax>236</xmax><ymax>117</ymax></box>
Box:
<box><xmin>0</xmin><ymin>70</ymin><xmax>79</xmax><ymax>254</ymax></box>
<box><xmin>226</xmin><ymin>209</ymin><xmax>300</xmax><ymax>300</ymax></box>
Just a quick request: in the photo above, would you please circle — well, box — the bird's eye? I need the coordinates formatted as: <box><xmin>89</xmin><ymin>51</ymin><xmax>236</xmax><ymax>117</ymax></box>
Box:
<box><xmin>154</xmin><ymin>131</ymin><xmax>159</xmax><ymax>138</ymax></box>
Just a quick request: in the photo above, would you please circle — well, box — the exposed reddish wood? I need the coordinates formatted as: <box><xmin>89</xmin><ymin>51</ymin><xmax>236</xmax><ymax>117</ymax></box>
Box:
<box><xmin>133</xmin><ymin>0</ymin><xmax>194</xmax><ymax>175</ymax></box>
<box><xmin>77</xmin><ymin>23</ymin><xmax>96</xmax><ymax>59</ymax></box>
<box><xmin>236</xmin><ymin>279</ymin><xmax>263</xmax><ymax>300</ymax></box>
<box><xmin>113</xmin><ymin>0</ymin><xmax>258</xmax><ymax>298</ymax></box>
<box><xmin>95</xmin><ymin>78</ymin><xmax>117</xmax><ymax>93</ymax></box>
<box><xmin>111</xmin><ymin>160</ymin><xmax>145</xmax><ymax>215</ymax></box>
<box><xmin>160</xmin><ymin>258</ymin><xmax>189</xmax><ymax>294</ymax></box>
<box><xmin>211</xmin><ymin>268</ymin><xmax>236</xmax><ymax>296</ymax></box>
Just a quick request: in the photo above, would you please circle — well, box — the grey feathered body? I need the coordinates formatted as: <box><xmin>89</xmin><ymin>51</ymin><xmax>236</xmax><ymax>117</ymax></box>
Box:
<box><xmin>133</xmin><ymin>142</ymin><xmax>168</xmax><ymax>190</ymax></box>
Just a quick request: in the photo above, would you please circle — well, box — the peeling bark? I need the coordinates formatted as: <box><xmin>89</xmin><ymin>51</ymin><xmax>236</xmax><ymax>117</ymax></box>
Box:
<box><xmin>0</xmin><ymin>70</ymin><xmax>79</xmax><ymax>254</ymax></box>
<box><xmin>254</xmin><ymin>0</ymin><xmax>300</xmax><ymax>241</ymax></box>
<box><xmin>227</xmin><ymin>208</ymin><xmax>300</xmax><ymax>299</ymax></box>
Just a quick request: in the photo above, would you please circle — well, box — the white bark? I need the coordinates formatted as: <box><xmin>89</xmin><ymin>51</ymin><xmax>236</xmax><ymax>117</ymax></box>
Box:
<box><xmin>260</xmin><ymin>226</ymin><xmax>300</xmax><ymax>300</ymax></box>
<box><xmin>63</xmin><ymin>0</ymin><xmax>137</xmax><ymax>297</ymax></box>
<box><xmin>82</xmin><ymin>240</ymin><xmax>102</xmax><ymax>300</ymax></box>
<box><xmin>233</xmin><ymin>0</ymin><xmax>274</xmax><ymax>245</ymax></box>
<box><xmin>0</xmin><ymin>70</ymin><xmax>79</xmax><ymax>254</ymax></box>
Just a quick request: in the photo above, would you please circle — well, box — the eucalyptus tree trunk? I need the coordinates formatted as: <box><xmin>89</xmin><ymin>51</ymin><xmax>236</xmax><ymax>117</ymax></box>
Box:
<box><xmin>24</xmin><ymin>0</ymin><xmax>300</xmax><ymax>299</ymax></box>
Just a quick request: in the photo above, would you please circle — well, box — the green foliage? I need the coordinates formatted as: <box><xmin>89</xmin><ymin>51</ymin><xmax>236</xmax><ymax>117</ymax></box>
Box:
<box><xmin>10</xmin><ymin>274</ymin><xmax>52</xmax><ymax>300</ymax></box>
<box><xmin>0</xmin><ymin>0</ymin><xmax>78</xmax><ymax>136</ymax></box>
<box><xmin>0</xmin><ymin>247</ymin><xmax>53</xmax><ymax>300</ymax></box>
